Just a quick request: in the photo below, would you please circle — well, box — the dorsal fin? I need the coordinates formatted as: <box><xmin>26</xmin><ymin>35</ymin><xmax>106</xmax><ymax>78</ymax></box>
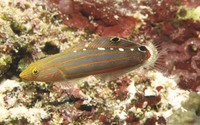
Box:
<box><xmin>87</xmin><ymin>36</ymin><xmax>140</xmax><ymax>49</ymax></box>
<box><xmin>63</xmin><ymin>36</ymin><xmax>141</xmax><ymax>53</ymax></box>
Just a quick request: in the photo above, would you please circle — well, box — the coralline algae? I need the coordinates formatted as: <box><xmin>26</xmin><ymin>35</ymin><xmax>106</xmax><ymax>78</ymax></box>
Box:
<box><xmin>49</xmin><ymin>0</ymin><xmax>141</xmax><ymax>37</ymax></box>
<box><xmin>0</xmin><ymin>0</ymin><xmax>200</xmax><ymax>125</ymax></box>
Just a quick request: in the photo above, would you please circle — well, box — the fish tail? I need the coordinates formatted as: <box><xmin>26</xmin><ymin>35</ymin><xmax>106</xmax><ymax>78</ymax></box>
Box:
<box><xmin>142</xmin><ymin>40</ymin><xmax>169</xmax><ymax>74</ymax></box>
<box><xmin>153</xmin><ymin>48</ymin><xmax>169</xmax><ymax>73</ymax></box>
<box><xmin>149</xmin><ymin>41</ymin><xmax>170</xmax><ymax>74</ymax></box>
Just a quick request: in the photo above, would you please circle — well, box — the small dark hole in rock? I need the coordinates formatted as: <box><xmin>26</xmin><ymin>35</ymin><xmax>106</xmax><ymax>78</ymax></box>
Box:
<box><xmin>42</xmin><ymin>42</ymin><xmax>60</xmax><ymax>55</ymax></box>
<box><xmin>10</xmin><ymin>21</ymin><xmax>26</xmax><ymax>35</ymax></box>
<box><xmin>196</xmin><ymin>106</ymin><xmax>200</xmax><ymax>116</ymax></box>
<box><xmin>78</xmin><ymin>104</ymin><xmax>93</xmax><ymax>111</ymax></box>
<box><xmin>178</xmin><ymin>8</ymin><xmax>187</xmax><ymax>17</ymax></box>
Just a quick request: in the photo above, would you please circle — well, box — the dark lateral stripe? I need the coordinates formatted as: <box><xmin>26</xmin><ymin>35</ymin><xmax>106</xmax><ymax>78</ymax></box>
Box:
<box><xmin>42</xmin><ymin>51</ymin><xmax>127</xmax><ymax>71</ymax></box>
<box><xmin>62</xmin><ymin>55</ymin><xmax>136</xmax><ymax>73</ymax></box>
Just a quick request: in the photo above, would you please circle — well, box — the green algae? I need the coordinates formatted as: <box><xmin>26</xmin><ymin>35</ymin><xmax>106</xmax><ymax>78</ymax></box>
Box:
<box><xmin>177</xmin><ymin>6</ymin><xmax>200</xmax><ymax>21</ymax></box>
<box><xmin>0</xmin><ymin>53</ymin><xmax>12</xmax><ymax>76</ymax></box>
<box><xmin>10</xmin><ymin>20</ymin><xmax>27</xmax><ymax>35</ymax></box>
<box><xmin>167</xmin><ymin>92</ymin><xmax>200</xmax><ymax>125</ymax></box>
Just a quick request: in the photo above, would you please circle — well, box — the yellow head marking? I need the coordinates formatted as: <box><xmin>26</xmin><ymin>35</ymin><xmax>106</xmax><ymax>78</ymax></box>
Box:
<box><xmin>19</xmin><ymin>62</ymin><xmax>40</xmax><ymax>80</ymax></box>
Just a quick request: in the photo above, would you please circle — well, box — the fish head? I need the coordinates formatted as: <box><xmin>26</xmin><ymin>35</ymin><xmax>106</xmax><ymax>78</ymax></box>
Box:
<box><xmin>19</xmin><ymin>60</ymin><xmax>64</xmax><ymax>82</ymax></box>
<box><xmin>135</xmin><ymin>45</ymin><xmax>151</xmax><ymax>61</ymax></box>
<box><xmin>19</xmin><ymin>62</ymin><xmax>40</xmax><ymax>81</ymax></box>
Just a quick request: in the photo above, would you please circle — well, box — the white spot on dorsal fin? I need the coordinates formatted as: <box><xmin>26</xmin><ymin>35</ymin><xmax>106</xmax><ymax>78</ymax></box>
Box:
<box><xmin>83</xmin><ymin>48</ymin><xmax>86</xmax><ymax>51</ymax></box>
<box><xmin>73</xmin><ymin>50</ymin><xmax>77</xmax><ymax>53</ymax></box>
<box><xmin>130</xmin><ymin>48</ymin><xmax>134</xmax><ymax>51</ymax></box>
<box><xmin>110</xmin><ymin>48</ymin><xmax>114</xmax><ymax>50</ymax></box>
<box><xmin>98</xmin><ymin>47</ymin><xmax>106</xmax><ymax>51</ymax></box>
<box><xmin>119</xmin><ymin>48</ymin><xmax>124</xmax><ymax>51</ymax></box>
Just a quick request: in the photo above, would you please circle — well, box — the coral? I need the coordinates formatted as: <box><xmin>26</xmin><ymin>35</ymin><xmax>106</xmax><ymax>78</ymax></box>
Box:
<box><xmin>1</xmin><ymin>70</ymin><xmax>189</xmax><ymax>124</ymax></box>
<box><xmin>0</xmin><ymin>80</ymin><xmax>49</xmax><ymax>124</ymax></box>
<box><xmin>161</xmin><ymin>38</ymin><xmax>200</xmax><ymax>90</ymax></box>
<box><xmin>0</xmin><ymin>54</ymin><xmax>12</xmax><ymax>76</ymax></box>
<box><xmin>0</xmin><ymin>0</ymin><xmax>92</xmax><ymax>79</ymax></box>
<box><xmin>177</xmin><ymin>6</ymin><xmax>200</xmax><ymax>21</ymax></box>
<box><xmin>55</xmin><ymin>71</ymin><xmax>188</xmax><ymax>125</ymax></box>
<box><xmin>167</xmin><ymin>92</ymin><xmax>200</xmax><ymax>125</ymax></box>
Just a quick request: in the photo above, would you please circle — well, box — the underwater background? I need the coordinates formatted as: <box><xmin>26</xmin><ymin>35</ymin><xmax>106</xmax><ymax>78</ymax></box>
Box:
<box><xmin>0</xmin><ymin>0</ymin><xmax>200</xmax><ymax>125</ymax></box>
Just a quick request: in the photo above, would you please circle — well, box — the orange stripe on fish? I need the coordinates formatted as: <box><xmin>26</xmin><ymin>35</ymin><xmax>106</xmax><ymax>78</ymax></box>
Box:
<box><xmin>64</xmin><ymin>61</ymin><xmax>137</xmax><ymax>78</ymax></box>
<box><xmin>31</xmin><ymin>55</ymin><xmax>138</xmax><ymax>80</ymax></box>
<box><xmin>41</xmin><ymin>51</ymin><xmax>128</xmax><ymax>71</ymax></box>
<box><xmin>62</xmin><ymin>55</ymin><xmax>136</xmax><ymax>72</ymax></box>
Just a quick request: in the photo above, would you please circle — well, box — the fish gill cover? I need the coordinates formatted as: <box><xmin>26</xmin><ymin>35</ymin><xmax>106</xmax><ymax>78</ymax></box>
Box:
<box><xmin>0</xmin><ymin>0</ymin><xmax>200</xmax><ymax>125</ymax></box>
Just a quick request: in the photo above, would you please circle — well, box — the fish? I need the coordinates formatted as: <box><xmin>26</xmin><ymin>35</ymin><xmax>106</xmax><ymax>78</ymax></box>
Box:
<box><xmin>19</xmin><ymin>36</ymin><xmax>152</xmax><ymax>82</ymax></box>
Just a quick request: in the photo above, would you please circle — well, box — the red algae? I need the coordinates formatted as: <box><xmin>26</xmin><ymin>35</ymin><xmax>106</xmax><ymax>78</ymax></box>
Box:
<box><xmin>144</xmin><ymin>117</ymin><xmax>157</xmax><ymax>125</ymax></box>
<box><xmin>135</xmin><ymin>93</ymin><xmax>161</xmax><ymax>109</ymax></box>
<box><xmin>113</xmin><ymin>77</ymin><xmax>132</xmax><ymax>100</ymax></box>
<box><xmin>144</xmin><ymin>116</ymin><xmax>166</xmax><ymax>125</ymax></box>
<box><xmin>126</xmin><ymin>112</ymin><xmax>140</xmax><ymax>125</ymax></box>
<box><xmin>48</xmin><ymin>0</ymin><xmax>139</xmax><ymax>37</ymax></box>
<box><xmin>157</xmin><ymin>117</ymin><xmax>167</xmax><ymax>125</ymax></box>
<box><xmin>99</xmin><ymin>114</ymin><xmax>111</xmax><ymax>125</ymax></box>
<box><xmin>139</xmin><ymin>0</ymin><xmax>200</xmax><ymax>91</ymax></box>
<box><xmin>179</xmin><ymin>0</ymin><xmax>200</xmax><ymax>7</ymax></box>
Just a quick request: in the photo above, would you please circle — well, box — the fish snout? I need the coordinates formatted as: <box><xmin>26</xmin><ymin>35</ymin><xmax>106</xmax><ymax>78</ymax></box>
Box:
<box><xmin>19</xmin><ymin>72</ymin><xmax>24</xmax><ymax>78</ymax></box>
<box><xmin>19</xmin><ymin>71</ymin><xmax>26</xmax><ymax>79</ymax></box>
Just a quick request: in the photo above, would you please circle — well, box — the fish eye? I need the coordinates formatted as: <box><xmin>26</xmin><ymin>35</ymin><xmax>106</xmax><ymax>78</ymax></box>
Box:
<box><xmin>32</xmin><ymin>68</ymin><xmax>39</xmax><ymax>75</ymax></box>
<box><xmin>138</xmin><ymin>46</ymin><xmax>147</xmax><ymax>53</ymax></box>
<box><xmin>110</xmin><ymin>37</ymin><xmax>120</xmax><ymax>43</ymax></box>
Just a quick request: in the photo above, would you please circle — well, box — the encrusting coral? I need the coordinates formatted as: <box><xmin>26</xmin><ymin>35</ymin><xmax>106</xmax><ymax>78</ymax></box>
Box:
<box><xmin>167</xmin><ymin>92</ymin><xmax>200</xmax><ymax>125</ymax></box>
<box><xmin>0</xmin><ymin>0</ymin><xmax>200</xmax><ymax>125</ymax></box>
